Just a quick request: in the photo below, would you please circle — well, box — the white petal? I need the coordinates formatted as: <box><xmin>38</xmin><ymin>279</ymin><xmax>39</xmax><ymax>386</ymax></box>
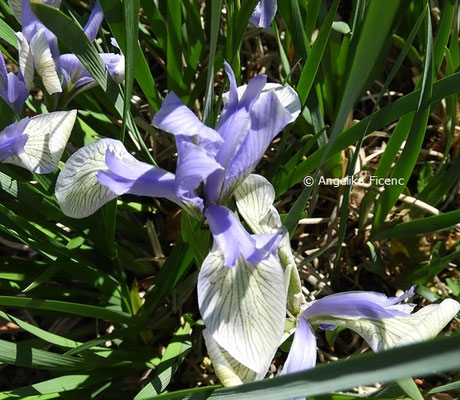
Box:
<box><xmin>16</xmin><ymin>32</ymin><xmax>35</xmax><ymax>90</ymax></box>
<box><xmin>198</xmin><ymin>248</ymin><xmax>286</xmax><ymax>373</ymax></box>
<box><xmin>8</xmin><ymin>0</ymin><xmax>22</xmax><ymax>24</ymax></box>
<box><xmin>30</xmin><ymin>30</ymin><xmax>62</xmax><ymax>94</ymax></box>
<box><xmin>55</xmin><ymin>138</ymin><xmax>134</xmax><ymax>219</ymax></box>
<box><xmin>202</xmin><ymin>329</ymin><xmax>259</xmax><ymax>386</ymax></box>
<box><xmin>222</xmin><ymin>83</ymin><xmax>301</xmax><ymax>123</ymax></box>
<box><xmin>3</xmin><ymin>110</ymin><xmax>76</xmax><ymax>174</ymax></box>
<box><xmin>235</xmin><ymin>174</ymin><xmax>304</xmax><ymax>313</ymax></box>
<box><xmin>310</xmin><ymin>298</ymin><xmax>460</xmax><ymax>351</ymax></box>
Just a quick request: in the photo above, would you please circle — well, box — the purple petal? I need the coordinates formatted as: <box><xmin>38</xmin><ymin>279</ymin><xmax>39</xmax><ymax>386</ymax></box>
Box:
<box><xmin>221</xmin><ymin>90</ymin><xmax>291</xmax><ymax>200</ymax></box>
<box><xmin>59</xmin><ymin>54</ymin><xmax>94</xmax><ymax>90</ymax></box>
<box><xmin>84</xmin><ymin>0</ymin><xmax>103</xmax><ymax>42</ymax></box>
<box><xmin>100</xmin><ymin>53</ymin><xmax>125</xmax><ymax>83</ymax></box>
<box><xmin>0</xmin><ymin>55</ymin><xmax>7</xmax><ymax>93</ymax></box>
<box><xmin>283</xmin><ymin>318</ymin><xmax>317</xmax><ymax>374</ymax></box>
<box><xmin>6</xmin><ymin>73</ymin><xmax>29</xmax><ymax>114</ymax></box>
<box><xmin>174</xmin><ymin>139</ymin><xmax>223</xmax><ymax>197</ymax></box>
<box><xmin>250</xmin><ymin>0</ymin><xmax>277</xmax><ymax>28</ymax></box>
<box><xmin>97</xmin><ymin>150</ymin><xmax>178</xmax><ymax>200</ymax></box>
<box><xmin>205</xmin><ymin>205</ymin><xmax>280</xmax><ymax>268</ymax></box>
<box><xmin>0</xmin><ymin>118</ymin><xmax>29</xmax><ymax>162</ymax></box>
<box><xmin>153</xmin><ymin>92</ymin><xmax>223</xmax><ymax>154</ymax></box>
<box><xmin>301</xmin><ymin>288</ymin><xmax>416</xmax><ymax>321</ymax></box>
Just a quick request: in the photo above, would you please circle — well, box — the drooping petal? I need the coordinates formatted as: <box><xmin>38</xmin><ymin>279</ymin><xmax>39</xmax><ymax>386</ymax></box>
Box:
<box><xmin>30</xmin><ymin>29</ymin><xmax>61</xmax><ymax>94</ymax></box>
<box><xmin>174</xmin><ymin>139</ymin><xmax>223</xmax><ymax>198</ymax></box>
<box><xmin>221</xmin><ymin>90</ymin><xmax>291</xmax><ymax>200</ymax></box>
<box><xmin>198</xmin><ymin>245</ymin><xmax>286</xmax><ymax>373</ymax></box>
<box><xmin>16</xmin><ymin>32</ymin><xmax>34</xmax><ymax>90</ymax></box>
<box><xmin>3</xmin><ymin>111</ymin><xmax>76</xmax><ymax>173</ymax></box>
<box><xmin>223</xmin><ymin>83</ymin><xmax>301</xmax><ymax>123</ymax></box>
<box><xmin>84</xmin><ymin>0</ymin><xmax>103</xmax><ymax>42</ymax></box>
<box><xmin>56</xmin><ymin>138</ymin><xmax>174</xmax><ymax>218</ymax></box>
<box><xmin>302</xmin><ymin>288</ymin><xmax>416</xmax><ymax>321</ymax></box>
<box><xmin>153</xmin><ymin>91</ymin><xmax>223</xmax><ymax>154</ymax></box>
<box><xmin>282</xmin><ymin>318</ymin><xmax>317</xmax><ymax>374</ymax></box>
<box><xmin>204</xmin><ymin>205</ymin><xmax>280</xmax><ymax>268</ymax></box>
<box><xmin>235</xmin><ymin>174</ymin><xmax>304</xmax><ymax>314</ymax></box>
<box><xmin>250</xmin><ymin>0</ymin><xmax>277</xmax><ymax>28</ymax></box>
<box><xmin>100</xmin><ymin>52</ymin><xmax>125</xmax><ymax>83</ymax></box>
<box><xmin>0</xmin><ymin>118</ymin><xmax>29</xmax><ymax>162</ymax></box>
<box><xmin>202</xmin><ymin>329</ymin><xmax>259</xmax><ymax>386</ymax></box>
<box><xmin>97</xmin><ymin>149</ymin><xmax>177</xmax><ymax>199</ymax></box>
<box><xmin>309</xmin><ymin>298</ymin><xmax>460</xmax><ymax>352</ymax></box>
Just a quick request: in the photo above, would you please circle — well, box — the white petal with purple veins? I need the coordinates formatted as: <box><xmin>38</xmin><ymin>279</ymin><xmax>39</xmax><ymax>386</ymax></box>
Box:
<box><xmin>16</xmin><ymin>32</ymin><xmax>34</xmax><ymax>90</ymax></box>
<box><xmin>4</xmin><ymin>110</ymin><xmax>76</xmax><ymax>173</ymax></box>
<box><xmin>56</xmin><ymin>138</ymin><xmax>130</xmax><ymax>218</ymax></box>
<box><xmin>198</xmin><ymin>246</ymin><xmax>286</xmax><ymax>373</ymax></box>
<box><xmin>30</xmin><ymin>30</ymin><xmax>61</xmax><ymax>94</ymax></box>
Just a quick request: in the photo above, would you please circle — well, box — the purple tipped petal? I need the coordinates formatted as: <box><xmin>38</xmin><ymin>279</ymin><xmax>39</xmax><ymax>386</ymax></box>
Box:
<box><xmin>84</xmin><ymin>0</ymin><xmax>103</xmax><ymax>42</ymax></box>
<box><xmin>223</xmin><ymin>61</ymin><xmax>238</xmax><ymax>107</ymax></box>
<box><xmin>153</xmin><ymin>92</ymin><xmax>223</xmax><ymax>154</ymax></box>
<box><xmin>205</xmin><ymin>205</ymin><xmax>280</xmax><ymax>268</ymax></box>
<box><xmin>0</xmin><ymin>118</ymin><xmax>29</xmax><ymax>162</ymax></box>
<box><xmin>250</xmin><ymin>0</ymin><xmax>277</xmax><ymax>28</ymax></box>
<box><xmin>283</xmin><ymin>318</ymin><xmax>317</xmax><ymax>375</ymax></box>
<box><xmin>97</xmin><ymin>150</ymin><xmax>178</xmax><ymax>200</ymax></box>
<box><xmin>301</xmin><ymin>288</ymin><xmax>416</xmax><ymax>321</ymax></box>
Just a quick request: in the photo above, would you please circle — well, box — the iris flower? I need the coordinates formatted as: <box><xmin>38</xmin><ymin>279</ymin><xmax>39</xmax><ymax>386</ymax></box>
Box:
<box><xmin>55</xmin><ymin>62</ymin><xmax>300</xmax><ymax>269</ymax></box>
<box><xmin>9</xmin><ymin>0</ymin><xmax>124</xmax><ymax>101</ymax></box>
<box><xmin>250</xmin><ymin>0</ymin><xmax>277</xmax><ymax>28</ymax></box>
<box><xmin>0</xmin><ymin>110</ymin><xmax>76</xmax><ymax>173</ymax></box>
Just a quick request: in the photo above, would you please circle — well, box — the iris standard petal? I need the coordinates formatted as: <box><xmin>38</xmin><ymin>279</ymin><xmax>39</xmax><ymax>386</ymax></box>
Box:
<box><xmin>204</xmin><ymin>205</ymin><xmax>280</xmax><ymax>268</ymax></box>
<box><xmin>221</xmin><ymin>90</ymin><xmax>291</xmax><ymax>200</ymax></box>
<box><xmin>222</xmin><ymin>82</ymin><xmax>301</xmax><ymax>123</ymax></box>
<box><xmin>6</xmin><ymin>73</ymin><xmax>29</xmax><ymax>114</ymax></box>
<box><xmin>250</xmin><ymin>0</ymin><xmax>277</xmax><ymax>28</ymax></box>
<box><xmin>100</xmin><ymin>53</ymin><xmax>125</xmax><ymax>83</ymax></box>
<box><xmin>59</xmin><ymin>54</ymin><xmax>95</xmax><ymax>90</ymax></box>
<box><xmin>153</xmin><ymin>91</ymin><xmax>223</xmax><ymax>154</ymax></box>
<box><xmin>84</xmin><ymin>0</ymin><xmax>103</xmax><ymax>42</ymax></box>
<box><xmin>282</xmin><ymin>318</ymin><xmax>317</xmax><ymax>375</ymax></box>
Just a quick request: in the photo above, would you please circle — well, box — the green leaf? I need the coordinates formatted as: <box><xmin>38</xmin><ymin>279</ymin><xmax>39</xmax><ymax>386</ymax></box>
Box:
<box><xmin>150</xmin><ymin>334</ymin><xmax>460</xmax><ymax>400</ymax></box>
<box><xmin>371</xmin><ymin>210</ymin><xmax>460</xmax><ymax>241</ymax></box>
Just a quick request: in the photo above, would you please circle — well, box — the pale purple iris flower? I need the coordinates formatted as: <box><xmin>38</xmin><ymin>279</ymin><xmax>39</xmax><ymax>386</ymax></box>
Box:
<box><xmin>55</xmin><ymin>62</ymin><xmax>300</xmax><ymax>268</ymax></box>
<box><xmin>10</xmin><ymin>0</ymin><xmax>124</xmax><ymax>100</ymax></box>
<box><xmin>0</xmin><ymin>54</ymin><xmax>28</xmax><ymax>114</ymax></box>
<box><xmin>250</xmin><ymin>0</ymin><xmax>277</xmax><ymax>28</ymax></box>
